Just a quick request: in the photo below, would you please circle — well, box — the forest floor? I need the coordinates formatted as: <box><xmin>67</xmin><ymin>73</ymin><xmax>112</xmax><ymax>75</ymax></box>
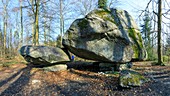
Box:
<box><xmin>0</xmin><ymin>58</ymin><xmax>170</xmax><ymax>96</ymax></box>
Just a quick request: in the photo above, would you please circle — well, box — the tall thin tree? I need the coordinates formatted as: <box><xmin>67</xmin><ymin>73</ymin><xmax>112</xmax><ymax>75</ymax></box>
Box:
<box><xmin>157</xmin><ymin>0</ymin><xmax>164</xmax><ymax>65</ymax></box>
<box><xmin>35</xmin><ymin>0</ymin><xmax>40</xmax><ymax>45</ymax></box>
<box><xmin>20</xmin><ymin>0</ymin><xmax>24</xmax><ymax>45</ymax></box>
<box><xmin>30</xmin><ymin>0</ymin><xmax>40</xmax><ymax>45</ymax></box>
<box><xmin>0</xmin><ymin>24</ymin><xmax>3</xmax><ymax>57</ymax></box>
<box><xmin>2</xmin><ymin>0</ymin><xmax>9</xmax><ymax>58</ymax></box>
<box><xmin>59</xmin><ymin>0</ymin><xmax>64</xmax><ymax>47</ymax></box>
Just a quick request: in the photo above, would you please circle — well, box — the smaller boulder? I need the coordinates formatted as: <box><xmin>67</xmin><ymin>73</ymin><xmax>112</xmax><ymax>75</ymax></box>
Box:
<box><xmin>43</xmin><ymin>64</ymin><xmax>67</xmax><ymax>72</ymax></box>
<box><xmin>119</xmin><ymin>62</ymin><xmax>133</xmax><ymax>71</ymax></box>
<box><xmin>119</xmin><ymin>69</ymin><xmax>147</xmax><ymax>88</ymax></box>
<box><xmin>19</xmin><ymin>45</ymin><xmax>70</xmax><ymax>66</ymax></box>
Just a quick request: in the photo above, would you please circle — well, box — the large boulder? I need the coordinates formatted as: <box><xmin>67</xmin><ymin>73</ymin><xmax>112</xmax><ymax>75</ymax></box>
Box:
<box><xmin>63</xmin><ymin>8</ymin><xmax>147</xmax><ymax>63</ymax></box>
<box><xmin>20</xmin><ymin>45</ymin><xmax>70</xmax><ymax>65</ymax></box>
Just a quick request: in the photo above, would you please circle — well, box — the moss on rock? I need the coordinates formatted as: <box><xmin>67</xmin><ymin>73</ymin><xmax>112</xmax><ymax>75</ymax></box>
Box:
<box><xmin>95</xmin><ymin>10</ymin><xmax>110</xmax><ymax>17</ymax></box>
<box><xmin>128</xmin><ymin>28</ymin><xmax>144</xmax><ymax>59</ymax></box>
<box><xmin>68</xmin><ymin>31</ymin><xmax>73</xmax><ymax>40</ymax></box>
<box><xmin>94</xmin><ymin>9</ymin><xmax>117</xmax><ymax>24</ymax></box>
<box><xmin>78</xmin><ymin>19</ymin><xmax>89</xmax><ymax>30</ymax></box>
<box><xmin>119</xmin><ymin>70</ymin><xmax>147</xmax><ymax>88</ymax></box>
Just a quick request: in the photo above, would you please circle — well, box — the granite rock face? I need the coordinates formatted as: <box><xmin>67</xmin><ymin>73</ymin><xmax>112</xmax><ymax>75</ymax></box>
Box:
<box><xmin>63</xmin><ymin>8</ymin><xmax>147</xmax><ymax>63</ymax></box>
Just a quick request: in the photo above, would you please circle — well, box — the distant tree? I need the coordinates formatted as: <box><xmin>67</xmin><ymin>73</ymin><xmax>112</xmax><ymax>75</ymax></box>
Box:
<box><xmin>56</xmin><ymin>35</ymin><xmax>62</xmax><ymax>48</ymax></box>
<box><xmin>9</xmin><ymin>28</ymin><xmax>13</xmax><ymax>57</ymax></box>
<box><xmin>41</xmin><ymin>0</ymin><xmax>48</xmax><ymax>45</ymax></box>
<box><xmin>49</xmin><ymin>0</ymin><xmax>78</xmax><ymax>46</ymax></box>
<box><xmin>13</xmin><ymin>11</ymin><xmax>20</xmax><ymax>51</ymax></box>
<box><xmin>108</xmin><ymin>0</ymin><xmax>119</xmax><ymax>8</ymax></box>
<box><xmin>141</xmin><ymin>13</ymin><xmax>152</xmax><ymax>45</ymax></box>
<box><xmin>1</xmin><ymin>0</ymin><xmax>10</xmax><ymax>58</ymax></box>
<box><xmin>59</xmin><ymin>0</ymin><xmax>64</xmax><ymax>47</ymax></box>
<box><xmin>166</xmin><ymin>36</ymin><xmax>170</xmax><ymax>46</ymax></box>
<box><xmin>98</xmin><ymin>0</ymin><xmax>107</xmax><ymax>9</ymax></box>
<box><xmin>34</xmin><ymin>0</ymin><xmax>40</xmax><ymax>46</ymax></box>
<box><xmin>165</xmin><ymin>37</ymin><xmax>170</xmax><ymax>62</ymax></box>
<box><xmin>139</xmin><ymin>0</ymin><xmax>170</xmax><ymax>65</ymax></box>
<box><xmin>165</xmin><ymin>37</ymin><xmax>170</xmax><ymax>53</ymax></box>
<box><xmin>0</xmin><ymin>27</ymin><xmax>3</xmax><ymax>57</ymax></box>
<box><xmin>141</xmin><ymin>12</ymin><xmax>153</xmax><ymax>60</ymax></box>
<box><xmin>73</xmin><ymin>0</ymin><xmax>97</xmax><ymax>17</ymax></box>
<box><xmin>20</xmin><ymin>0</ymin><xmax>24</xmax><ymax>45</ymax></box>
<box><xmin>28</xmin><ymin>0</ymin><xmax>40</xmax><ymax>45</ymax></box>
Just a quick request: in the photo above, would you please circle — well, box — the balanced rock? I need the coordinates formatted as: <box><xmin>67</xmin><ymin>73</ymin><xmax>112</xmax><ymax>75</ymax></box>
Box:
<box><xmin>20</xmin><ymin>45</ymin><xmax>70</xmax><ymax>65</ymax></box>
<box><xmin>119</xmin><ymin>69</ymin><xmax>147</xmax><ymax>88</ymax></box>
<box><xmin>63</xmin><ymin>8</ymin><xmax>147</xmax><ymax>63</ymax></box>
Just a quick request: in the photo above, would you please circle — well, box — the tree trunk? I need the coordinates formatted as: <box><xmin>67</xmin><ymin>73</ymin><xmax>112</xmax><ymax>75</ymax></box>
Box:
<box><xmin>43</xmin><ymin>1</ymin><xmax>47</xmax><ymax>45</ymax></box>
<box><xmin>2</xmin><ymin>0</ymin><xmax>9</xmax><ymax>58</ymax></box>
<box><xmin>157</xmin><ymin>0</ymin><xmax>164</xmax><ymax>65</ymax></box>
<box><xmin>10</xmin><ymin>28</ymin><xmax>12</xmax><ymax>57</ymax></box>
<box><xmin>59</xmin><ymin>0</ymin><xmax>63</xmax><ymax>47</ymax></box>
<box><xmin>31</xmin><ymin>0</ymin><xmax>40</xmax><ymax>46</ymax></box>
<box><xmin>43</xmin><ymin>14</ymin><xmax>47</xmax><ymax>45</ymax></box>
<box><xmin>31</xmin><ymin>0</ymin><xmax>35</xmax><ymax>45</ymax></box>
<box><xmin>0</xmin><ymin>30</ymin><xmax>3</xmax><ymax>58</ymax></box>
<box><xmin>3</xmin><ymin>16</ymin><xmax>7</xmax><ymax>58</ymax></box>
<box><xmin>20</xmin><ymin>0</ymin><xmax>24</xmax><ymax>45</ymax></box>
<box><xmin>35</xmin><ymin>0</ymin><xmax>40</xmax><ymax>45</ymax></box>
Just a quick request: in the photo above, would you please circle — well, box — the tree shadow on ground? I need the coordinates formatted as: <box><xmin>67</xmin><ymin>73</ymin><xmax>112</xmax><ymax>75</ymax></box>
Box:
<box><xmin>67</xmin><ymin>61</ymin><xmax>101</xmax><ymax>72</ymax></box>
<box><xmin>25</xmin><ymin>69</ymin><xmax>121</xmax><ymax>96</ymax></box>
<box><xmin>0</xmin><ymin>64</ymin><xmax>33</xmax><ymax>95</ymax></box>
<box><xmin>0</xmin><ymin>62</ymin><xmax>124</xmax><ymax>95</ymax></box>
<box><xmin>28</xmin><ymin>81</ymin><xmax>97</xmax><ymax>96</ymax></box>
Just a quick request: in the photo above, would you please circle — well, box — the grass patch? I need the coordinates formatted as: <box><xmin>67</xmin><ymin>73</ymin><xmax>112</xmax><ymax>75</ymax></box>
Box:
<box><xmin>1</xmin><ymin>61</ymin><xmax>18</xmax><ymax>67</ymax></box>
<box><xmin>0</xmin><ymin>57</ymin><xmax>27</xmax><ymax>67</ymax></box>
<box><xmin>104</xmin><ymin>71</ymin><xmax>120</xmax><ymax>77</ymax></box>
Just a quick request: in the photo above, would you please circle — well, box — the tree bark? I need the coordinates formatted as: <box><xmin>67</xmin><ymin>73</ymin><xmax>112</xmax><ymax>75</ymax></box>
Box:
<box><xmin>157</xmin><ymin>0</ymin><xmax>164</xmax><ymax>65</ymax></box>
<box><xmin>0</xmin><ymin>31</ymin><xmax>3</xmax><ymax>57</ymax></box>
<box><xmin>10</xmin><ymin>28</ymin><xmax>12</xmax><ymax>57</ymax></box>
<box><xmin>59</xmin><ymin>0</ymin><xmax>63</xmax><ymax>47</ymax></box>
<box><xmin>3</xmin><ymin>0</ymin><xmax>8</xmax><ymax>58</ymax></box>
<box><xmin>35</xmin><ymin>0</ymin><xmax>40</xmax><ymax>45</ymax></box>
<box><xmin>20</xmin><ymin>0</ymin><xmax>24</xmax><ymax>45</ymax></box>
<box><xmin>3</xmin><ymin>16</ymin><xmax>7</xmax><ymax>57</ymax></box>
<box><xmin>31</xmin><ymin>0</ymin><xmax>40</xmax><ymax>45</ymax></box>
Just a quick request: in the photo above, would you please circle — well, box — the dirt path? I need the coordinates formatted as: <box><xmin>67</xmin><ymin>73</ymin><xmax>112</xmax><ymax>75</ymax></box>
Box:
<box><xmin>133</xmin><ymin>62</ymin><xmax>170</xmax><ymax>96</ymax></box>
<box><xmin>0</xmin><ymin>62</ymin><xmax>170</xmax><ymax>96</ymax></box>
